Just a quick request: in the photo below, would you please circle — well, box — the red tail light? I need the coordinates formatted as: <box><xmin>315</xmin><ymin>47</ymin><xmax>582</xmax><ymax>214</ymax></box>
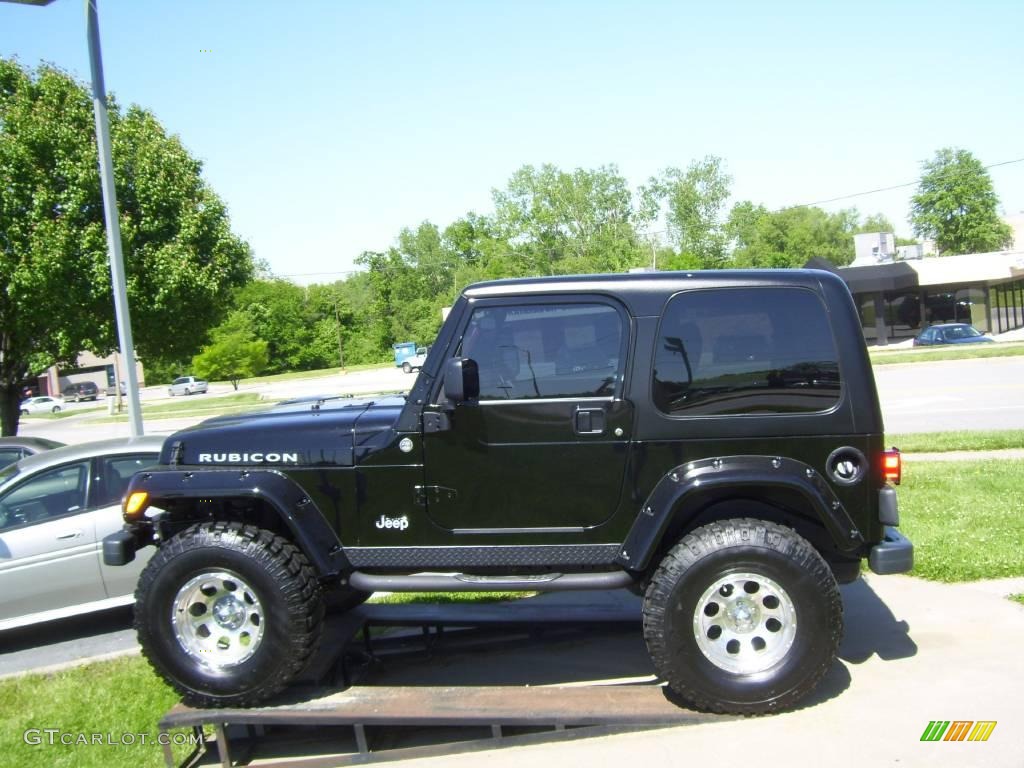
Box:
<box><xmin>882</xmin><ymin>449</ymin><xmax>901</xmax><ymax>485</ymax></box>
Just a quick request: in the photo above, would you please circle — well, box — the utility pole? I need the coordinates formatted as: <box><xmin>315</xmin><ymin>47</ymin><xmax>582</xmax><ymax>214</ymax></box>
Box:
<box><xmin>333</xmin><ymin>296</ymin><xmax>344</xmax><ymax>370</ymax></box>
<box><xmin>86</xmin><ymin>0</ymin><xmax>143</xmax><ymax>435</ymax></box>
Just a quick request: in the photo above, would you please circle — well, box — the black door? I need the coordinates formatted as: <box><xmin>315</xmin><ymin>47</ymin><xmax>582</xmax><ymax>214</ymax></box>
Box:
<box><xmin>422</xmin><ymin>298</ymin><xmax>632</xmax><ymax>533</ymax></box>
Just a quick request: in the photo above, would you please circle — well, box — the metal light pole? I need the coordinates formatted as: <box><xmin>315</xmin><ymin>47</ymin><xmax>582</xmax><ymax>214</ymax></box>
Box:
<box><xmin>86</xmin><ymin>0</ymin><xmax>143</xmax><ymax>436</ymax></box>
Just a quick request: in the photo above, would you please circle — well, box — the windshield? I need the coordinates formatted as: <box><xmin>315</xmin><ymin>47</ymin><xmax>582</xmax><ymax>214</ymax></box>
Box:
<box><xmin>947</xmin><ymin>325</ymin><xmax>982</xmax><ymax>339</ymax></box>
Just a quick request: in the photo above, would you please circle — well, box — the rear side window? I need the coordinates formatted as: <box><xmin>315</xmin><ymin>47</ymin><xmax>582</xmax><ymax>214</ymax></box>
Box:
<box><xmin>653</xmin><ymin>287</ymin><xmax>841</xmax><ymax>416</ymax></box>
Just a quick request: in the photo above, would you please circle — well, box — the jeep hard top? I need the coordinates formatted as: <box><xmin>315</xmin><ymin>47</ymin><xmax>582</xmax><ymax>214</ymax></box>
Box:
<box><xmin>105</xmin><ymin>269</ymin><xmax>911</xmax><ymax>714</ymax></box>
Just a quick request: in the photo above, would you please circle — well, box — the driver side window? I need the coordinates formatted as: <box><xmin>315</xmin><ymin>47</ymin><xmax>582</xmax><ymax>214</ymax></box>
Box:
<box><xmin>459</xmin><ymin>303</ymin><xmax>624</xmax><ymax>400</ymax></box>
<box><xmin>0</xmin><ymin>462</ymin><xmax>88</xmax><ymax>532</ymax></box>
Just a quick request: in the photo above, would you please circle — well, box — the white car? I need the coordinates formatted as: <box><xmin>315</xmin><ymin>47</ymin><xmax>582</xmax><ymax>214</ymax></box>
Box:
<box><xmin>0</xmin><ymin>436</ymin><xmax>164</xmax><ymax>631</ymax></box>
<box><xmin>168</xmin><ymin>376</ymin><xmax>208</xmax><ymax>396</ymax></box>
<box><xmin>19</xmin><ymin>396</ymin><xmax>65</xmax><ymax>415</ymax></box>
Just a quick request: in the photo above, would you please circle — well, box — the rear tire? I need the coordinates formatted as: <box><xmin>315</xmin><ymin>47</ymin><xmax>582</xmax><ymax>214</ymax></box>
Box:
<box><xmin>51</xmin><ymin>406</ymin><xmax>61</xmax><ymax>413</ymax></box>
<box><xmin>402</xmin><ymin>362</ymin><xmax>412</xmax><ymax>373</ymax></box>
<box><xmin>643</xmin><ymin>518</ymin><xmax>842</xmax><ymax>715</ymax></box>
<box><xmin>135</xmin><ymin>522</ymin><xmax>324</xmax><ymax>708</ymax></box>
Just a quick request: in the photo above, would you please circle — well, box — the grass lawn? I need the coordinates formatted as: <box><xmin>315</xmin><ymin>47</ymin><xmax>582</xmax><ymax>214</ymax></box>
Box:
<box><xmin>87</xmin><ymin>393</ymin><xmax>273</xmax><ymax>423</ymax></box>
<box><xmin>1010</xmin><ymin>594</ymin><xmax>1024</xmax><ymax>607</ymax></box>
<box><xmin>898</xmin><ymin>459</ymin><xmax>1024</xmax><ymax>582</ymax></box>
<box><xmin>0</xmin><ymin>656</ymin><xmax>192</xmax><ymax>768</ymax></box>
<box><xmin>370</xmin><ymin>591</ymin><xmax>535</xmax><ymax>605</ymax></box>
<box><xmin>889</xmin><ymin>429</ymin><xmax>1024</xmax><ymax>453</ymax></box>
<box><xmin>869</xmin><ymin>342</ymin><xmax>1024</xmax><ymax>365</ymax></box>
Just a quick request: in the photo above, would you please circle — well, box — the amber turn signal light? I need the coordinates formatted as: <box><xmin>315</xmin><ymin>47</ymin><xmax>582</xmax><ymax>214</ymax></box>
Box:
<box><xmin>124</xmin><ymin>491</ymin><xmax>149</xmax><ymax>518</ymax></box>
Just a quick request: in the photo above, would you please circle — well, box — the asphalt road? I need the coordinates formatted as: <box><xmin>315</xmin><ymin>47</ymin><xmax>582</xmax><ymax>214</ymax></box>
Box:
<box><xmin>873</xmin><ymin>355</ymin><xmax>1024</xmax><ymax>433</ymax></box>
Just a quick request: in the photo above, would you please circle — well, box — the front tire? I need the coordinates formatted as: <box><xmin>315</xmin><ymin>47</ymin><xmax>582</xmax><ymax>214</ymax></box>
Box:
<box><xmin>135</xmin><ymin>522</ymin><xmax>324</xmax><ymax>708</ymax></box>
<box><xmin>643</xmin><ymin>518</ymin><xmax>842</xmax><ymax>715</ymax></box>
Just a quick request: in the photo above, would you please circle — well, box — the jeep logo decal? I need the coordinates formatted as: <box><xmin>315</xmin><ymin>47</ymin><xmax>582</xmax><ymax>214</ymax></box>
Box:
<box><xmin>376</xmin><ymin>514</ymin><xmax>409</xmax><ymax>531</ymax></box>
<box><xmin>197</xmin><ymin>452</ymin><xmax>300</xmax><ymax>464</ymax></box>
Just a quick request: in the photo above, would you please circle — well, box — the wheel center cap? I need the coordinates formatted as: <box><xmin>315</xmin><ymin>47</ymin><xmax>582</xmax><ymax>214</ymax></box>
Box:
<box><xmin>727</xmin><ymin>598</ymin><xmax>758</xmax><ymax>632</ymax></box>
<box><xmin>212</xmin><ymin>596</ymin><xmax>245</xmax><ymax>630</ymax></box>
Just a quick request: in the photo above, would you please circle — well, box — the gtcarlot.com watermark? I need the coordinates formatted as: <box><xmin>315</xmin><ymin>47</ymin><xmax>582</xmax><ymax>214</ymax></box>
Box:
<box><xmin>23</xmin><ymin>729</ymin><xmax>200</xmax><ymax>747</ymax></box>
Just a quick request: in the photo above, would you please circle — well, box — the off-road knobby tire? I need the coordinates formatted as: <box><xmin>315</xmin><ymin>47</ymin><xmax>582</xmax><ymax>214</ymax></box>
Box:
<box><xmin>134</xmin><ymin>521</ymin><xmax>324</xmax><ymax>708</ymax></box>
<box><xmin>643</xmin><ymin>518</ymin><xmax>842</xmax><ymax>715</ymax></box>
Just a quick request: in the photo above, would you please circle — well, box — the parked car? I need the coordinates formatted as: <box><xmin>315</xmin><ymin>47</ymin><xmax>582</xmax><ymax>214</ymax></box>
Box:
<box><xmin>61</xmin><ymin>382</ymin><xmax>100</xmax><ymax>402</ymax></box>
<box><xmin>913</xmin><ymin>323</ymin><xmax>994</xmax><ymax>346</ymax></box>
<box><xmin>168</xmin><ymin>376</ymin><xmax>208</xmax><ymax>396</ymax></box>
<box><xmin>0</xmin><ymin>437</ymin><xmax>65</xmax><ymax>470</ymax></box>
<box><xmin>19</xmin><ymin>396</ymin><xmax>65</xmax><ymax>415</ymax></box>
<box><xmin>0</xmin><ymin>436</ymin><xmax>164</xmax><ymax>631</ymax></box>
<box><xmin>401</xmin><ymin>346</ymin><xmax>430</xmax><ymax>373</ymax></box>
<box><xmin>105</xmin><ymin>381</ymin><xmax>128</xmax><ymax>397</ymax></box>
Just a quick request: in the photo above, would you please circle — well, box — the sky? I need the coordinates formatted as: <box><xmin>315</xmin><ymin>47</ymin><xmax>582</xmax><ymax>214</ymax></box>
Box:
<box><xmin>2</xmin><ymin>0</ymin><xmax>1022</xmax><ymax>284</ymax></box>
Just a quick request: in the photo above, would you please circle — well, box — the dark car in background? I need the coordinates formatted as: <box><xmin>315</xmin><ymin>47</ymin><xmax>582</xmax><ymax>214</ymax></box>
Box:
<box><xmin>62</xmin><ymin>382</ymin><xmax>100</xmax><ymax>402</ymax></box>
<box><xmin>913</xmin><ymin>323</ymin><xmax>994</xmax><ymax>346</ymax></box>
<box><xmin>0</xmin><ymin>437</ymin><xmax>65</xmax><ymax>470</ymax></box>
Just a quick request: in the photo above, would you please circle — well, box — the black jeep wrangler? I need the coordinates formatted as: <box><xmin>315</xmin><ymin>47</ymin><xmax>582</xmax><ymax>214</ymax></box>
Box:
<box><xmin>104</xmin><ymin>270</ymin><xmax>911</xmax><ymax>714</ymax></box>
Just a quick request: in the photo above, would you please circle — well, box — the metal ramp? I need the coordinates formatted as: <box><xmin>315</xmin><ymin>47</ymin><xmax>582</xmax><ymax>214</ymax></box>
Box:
<box><xmin>158</xmin><ymin>593</ymin><xmax>724</xmax><ymax>766</ymax></box>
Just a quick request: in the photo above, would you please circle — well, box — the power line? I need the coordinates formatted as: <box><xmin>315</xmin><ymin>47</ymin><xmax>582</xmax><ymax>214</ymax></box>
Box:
<box><xmin>792</xmin><ymin>156</ymin><xmax>1024</xmax><ymax>208</ymax></box>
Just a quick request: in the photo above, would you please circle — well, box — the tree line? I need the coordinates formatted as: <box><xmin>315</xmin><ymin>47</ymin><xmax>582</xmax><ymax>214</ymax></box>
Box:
<box><xmin>1</xmin><ymin>57</ymin><xmax>1013</xmax><ymax>433</ymax></box>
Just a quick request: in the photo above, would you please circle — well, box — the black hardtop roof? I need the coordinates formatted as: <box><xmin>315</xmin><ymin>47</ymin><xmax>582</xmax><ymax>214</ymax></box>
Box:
<box><xmin>463</xmin><ymin>269</ymin><xmax>845</xmax><ymax>316</ymax></box>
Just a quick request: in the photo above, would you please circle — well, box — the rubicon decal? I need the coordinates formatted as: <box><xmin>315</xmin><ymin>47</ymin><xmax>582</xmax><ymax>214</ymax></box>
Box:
<box><xmin>920</xmin><ymin>721</ymin><xmax>997</xmax><ymax>742</ymax></box>
<box><xmin>197</xmin><ymin>453</ymin><xmax>300</xmax><ymax>464</ymax></box>
<box><xmin>376</xmin><ymin>515</ymin><xmax>410</xmax><ymax>531</ymax></box>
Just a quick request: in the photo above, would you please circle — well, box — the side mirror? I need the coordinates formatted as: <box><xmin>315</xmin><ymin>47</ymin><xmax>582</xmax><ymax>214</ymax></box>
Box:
<box><xmin>444</xmin><ymin>358</ymin><xmax>479</xmax><ymax>403</ymax></box>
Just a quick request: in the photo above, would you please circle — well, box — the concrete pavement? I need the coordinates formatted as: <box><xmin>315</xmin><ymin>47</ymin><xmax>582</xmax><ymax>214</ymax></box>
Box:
<box><xmin>390</xmin><ymin>574</ymin><xmax>1024</xmax><ymax>768</ymax></box>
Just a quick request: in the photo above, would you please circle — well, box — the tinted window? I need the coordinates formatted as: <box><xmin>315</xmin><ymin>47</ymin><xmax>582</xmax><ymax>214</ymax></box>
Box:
<box><xmin>459</xmin><ymin>303</ymin><xmax>623</xmax><ymax>400</ymax></box>
<box><xmin>0</xmin><ymin>462</ymin><xmax>88</xmax><ymax>531</ymax></box>
<box><xmin>653</xmin><ymin>287</ymin><xmax>841</xmax><ymax>416</ymax></box>
<box><xmin>91</xmin><ymin>453</ymin><xmax>157</xmax><ymax>508</ymax></box>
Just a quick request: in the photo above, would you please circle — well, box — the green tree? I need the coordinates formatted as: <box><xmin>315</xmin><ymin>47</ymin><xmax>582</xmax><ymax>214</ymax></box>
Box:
<box><xmin>728</xmin><ymin>204</ymin><xmax>859</xmax><ymax>267</ymax></box>
<box><xmin>855</xmin><ymin>213</ymin><xmax>896</xmax><ymax>233</ymax></box>
<box><xmin>910</xmin><ymin>147</ymin><xmax>1013</xmax><ymax>255</ymax></box>
<box><xmin>492</xmin><ymin>164</ymin><xmax>645</xmax><ymax>274</ymax></box>
<box><xmin>192</xmin><ymin>314</ymin><xmax>269</xmax><ymax>390</ymax></box>
<box><xmin>0</xmin><ymin>59</ymin><xmax>252</xmax><ymax>435</ymax></box>
<box><xmin>643</xmin><ymin>156</ymin><xmax>732</xmax><ymax>268</ymax></box>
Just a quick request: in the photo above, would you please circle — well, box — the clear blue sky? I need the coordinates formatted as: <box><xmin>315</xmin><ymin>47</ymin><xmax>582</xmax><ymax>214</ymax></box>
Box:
<box><xmin>3</xmin><ymin>0</ymin><xmax>1022</xmax><ymax>282</ymax></box>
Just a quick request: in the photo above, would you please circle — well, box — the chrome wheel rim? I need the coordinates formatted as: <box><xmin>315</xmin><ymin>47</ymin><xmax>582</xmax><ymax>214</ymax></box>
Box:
<box><xmin>693</xmin><ymin>571</ymin><xmax>797</xmax><ymax>674</ymax></box>
<box><xmin>172</xmin><ymin>570</ymin><xmax>265</xmax><ymax>668</ymax></box>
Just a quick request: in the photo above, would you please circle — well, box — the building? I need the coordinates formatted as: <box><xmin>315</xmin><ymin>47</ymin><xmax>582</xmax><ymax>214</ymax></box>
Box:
<box><xmin>810</xmin><ymin>250</ymin><xmax>1024</xmax><ymax>346</ymax></box>
<box><xmin>851</xmin><ymin>232</ymin><xmax>896</xmax><ymax>266</ymax></box>
<box><xmin>33</xmin><ymin>350</ymin><xmax>145</xmax><ymax>397</ymax></box>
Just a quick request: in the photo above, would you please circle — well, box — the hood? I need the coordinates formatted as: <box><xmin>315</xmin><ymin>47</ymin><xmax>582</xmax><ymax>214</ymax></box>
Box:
<box><xmin>160</xmin><ymin>395</ymin><xmax>406</xmax><ymax>468</ymax></box>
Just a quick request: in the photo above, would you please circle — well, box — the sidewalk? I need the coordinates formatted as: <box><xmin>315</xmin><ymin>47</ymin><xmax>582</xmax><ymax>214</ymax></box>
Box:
<box><xmin>393</xmin><ymin>575</ymin><xmax>1024</xmax><ymax>768</ymax></box>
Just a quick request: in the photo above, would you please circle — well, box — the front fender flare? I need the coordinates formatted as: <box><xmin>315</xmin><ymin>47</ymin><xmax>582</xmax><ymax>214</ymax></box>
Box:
<box><xmin>616</xmin><ymin>455</ymin><xmax>864</xmax><ymax>571</ymax></box>
<box><xmin>126</xmin><ymin>468</ymin><xmax>349</xmax><ymax>577</ymax></box>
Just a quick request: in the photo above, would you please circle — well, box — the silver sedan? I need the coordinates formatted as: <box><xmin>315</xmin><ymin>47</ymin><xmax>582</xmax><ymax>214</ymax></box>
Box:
<box><xmin>0</xmin><ymin>436</ymin><xmax>164</xmax><ymax>631</ymax></box>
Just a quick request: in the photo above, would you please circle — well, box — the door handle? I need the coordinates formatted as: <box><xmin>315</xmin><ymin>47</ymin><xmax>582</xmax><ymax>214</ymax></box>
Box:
<box><xmin>574</xmin><ymin>408</ymin><xmax>606</xmax><ymax>435</ymax></box>
<box><xmin>56</xmin><ymin>530</ymin><xmax>82</xmax><ymax>540</ymax></box>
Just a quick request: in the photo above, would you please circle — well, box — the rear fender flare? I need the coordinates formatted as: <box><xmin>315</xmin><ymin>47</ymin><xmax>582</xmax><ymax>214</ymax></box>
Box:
<box><xmin>616</xmin><ymin>455</ymin><xmax>864</xmax><ymax>572</ymax></box>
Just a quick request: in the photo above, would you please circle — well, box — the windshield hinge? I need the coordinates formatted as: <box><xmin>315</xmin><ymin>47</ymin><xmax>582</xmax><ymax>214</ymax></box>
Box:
<box><xmin>414</xmin><ymin>485</ymin><xmax>458</xmax><ymax>506</ymax></box>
